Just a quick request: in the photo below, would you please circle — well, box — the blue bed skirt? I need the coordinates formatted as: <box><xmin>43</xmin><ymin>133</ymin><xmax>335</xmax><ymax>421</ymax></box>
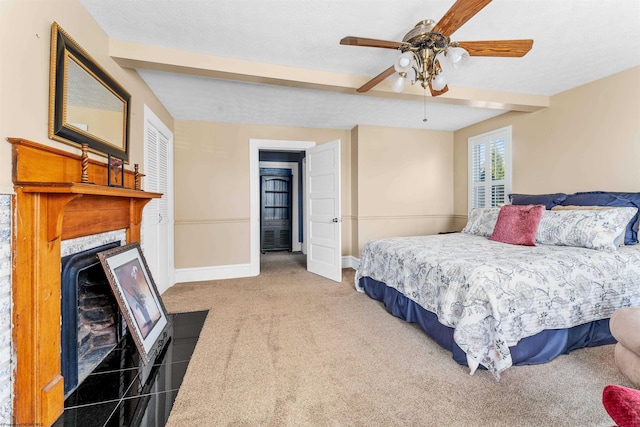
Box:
<box><xmin>359</xmin><ymin>276</ymin><xmax>616</xmax><ymax>367</ymax></box>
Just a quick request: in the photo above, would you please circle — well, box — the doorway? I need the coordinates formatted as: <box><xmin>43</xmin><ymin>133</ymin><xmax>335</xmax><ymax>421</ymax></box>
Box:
<box><xmin>249</xmin><ymin>140</ymin><xmax>315</xmax><ymax>276</ymax></box>
<box><xmin>249</xmin><ymin>139</ymin><xmax>342</xmax><ymax>282</ymax></box>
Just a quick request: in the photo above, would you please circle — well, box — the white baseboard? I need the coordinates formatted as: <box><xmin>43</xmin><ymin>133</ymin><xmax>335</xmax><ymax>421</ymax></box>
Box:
<box><xmin>174</xmin><ymin>263</ymin><xmax>255</xmax><ymax>283</ymax></box>
<box><xmin>175</xmin><ymin>255</ymin><xmax>360</xmax><ymax>285</ymax></box>
<box><xmin>342</xmin><ymin>256</ymin><xmax>360</xmax><ymax>270</ymax></box>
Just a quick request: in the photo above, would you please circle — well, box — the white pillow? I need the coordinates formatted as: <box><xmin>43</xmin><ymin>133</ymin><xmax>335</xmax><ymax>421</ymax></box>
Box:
<box><xmin>462</xmin><ymin>207</ymin><xmax>501</xmax><ymax>237</ymax></box>
<box><xmin>535</xmin><ymin>207</ymin><xmax>638</xmax><ymax>251</ymax></box>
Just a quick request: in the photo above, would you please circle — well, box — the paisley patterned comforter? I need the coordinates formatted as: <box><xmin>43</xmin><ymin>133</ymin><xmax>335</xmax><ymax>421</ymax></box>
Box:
<box><xmin>355</xmin><ymin>233</ymin><xmax>640</xmax><ymax>379</ymax></box>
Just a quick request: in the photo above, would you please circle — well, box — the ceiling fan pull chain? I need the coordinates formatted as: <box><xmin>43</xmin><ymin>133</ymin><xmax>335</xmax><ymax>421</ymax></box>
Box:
<box><xmin>423</xmin><ymin>89</ymin><xmax>428</xmax><ymax>123</ymax></box>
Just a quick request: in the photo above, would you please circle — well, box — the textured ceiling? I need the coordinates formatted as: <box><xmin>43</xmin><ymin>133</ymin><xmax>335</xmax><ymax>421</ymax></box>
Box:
<box><xmin>80</xmin><ymin>0</ymin><xmax>640</xmax><ymax>131</ymax></box>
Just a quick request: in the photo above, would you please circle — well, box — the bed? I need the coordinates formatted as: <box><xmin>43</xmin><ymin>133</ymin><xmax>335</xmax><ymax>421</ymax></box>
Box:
<box><xmin>355</xmin><ymin>191</ymin><xmax>640</xmax><ymax>380</ymax></box>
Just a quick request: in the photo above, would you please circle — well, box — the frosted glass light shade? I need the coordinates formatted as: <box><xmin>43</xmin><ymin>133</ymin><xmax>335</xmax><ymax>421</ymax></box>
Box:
<box><xmin>431</xmin><ymin>73</ymin><xmax>447</xmax><ymax>91</ymax></box>
<box><xmin>390</xmin><ymin>73</ymin><xmax>406</xmax><ymax>93</ymax></box>
<box><xmin>446</xmin><ymin>47</ymin><xmax>469</xmax><ymax>69</ymax></box>
<box><xmin>394</xmin><ymin>52</ymin><xmax>414</xmax><ymax>73</ymax></box>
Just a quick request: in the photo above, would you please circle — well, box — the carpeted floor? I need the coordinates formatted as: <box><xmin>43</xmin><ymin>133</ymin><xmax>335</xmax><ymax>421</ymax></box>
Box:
<box><xmin>161</xmin><ymin>252</ymin><xmax>631</xmax><ymax>426</ymax></box>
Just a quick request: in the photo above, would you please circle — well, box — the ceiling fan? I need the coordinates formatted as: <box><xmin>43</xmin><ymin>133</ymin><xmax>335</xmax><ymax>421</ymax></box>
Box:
<box><xmin>340</xmin><ymin>0</ymin><xmax>533</xmax><ymax>97</ymax></box>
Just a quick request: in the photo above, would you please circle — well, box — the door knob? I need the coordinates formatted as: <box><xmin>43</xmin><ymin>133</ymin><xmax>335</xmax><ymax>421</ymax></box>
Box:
<box><xmin>332</xmin><ymin>218</ymin><xmax>339</xmax><ymax>223</ymax></box>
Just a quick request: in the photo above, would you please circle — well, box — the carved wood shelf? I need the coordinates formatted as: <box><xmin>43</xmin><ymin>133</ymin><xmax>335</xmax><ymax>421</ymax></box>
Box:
<box><xmin>8</xmin><ymin>138</ymin><xmax>162</xmax><ymax>426</ymax></box>
<box><xmin>17</xmin><ymin>181</ymin><xmax>156</xmax><ymax>196</ymax></box>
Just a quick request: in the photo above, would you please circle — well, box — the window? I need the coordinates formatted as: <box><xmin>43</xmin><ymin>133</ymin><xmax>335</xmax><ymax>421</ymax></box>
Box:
<box><xmin>468</xmin><ymin>126</ymin><xmax>512</xmax><ymax>210</ymax></box>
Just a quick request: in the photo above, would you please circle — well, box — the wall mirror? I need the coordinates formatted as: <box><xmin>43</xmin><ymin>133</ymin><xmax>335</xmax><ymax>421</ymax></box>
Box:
<box><xmin>49</xmin><ymin>22</ymin><xmax>130</xmax><ymax>161</ymax></box>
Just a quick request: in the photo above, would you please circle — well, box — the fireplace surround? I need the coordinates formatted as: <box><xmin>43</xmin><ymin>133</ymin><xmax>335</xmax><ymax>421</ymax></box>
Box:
<box><xmin>9</xmin><ymin>138</ymin><xmax>161</xmax><ymax>426</ymax></box>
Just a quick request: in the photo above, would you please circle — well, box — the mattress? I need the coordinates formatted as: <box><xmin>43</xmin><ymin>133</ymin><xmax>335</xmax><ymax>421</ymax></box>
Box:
<box><xmin>355</xmin><ymin>233</ymin><xmax>640</xmax><ymax>379</ymax></box>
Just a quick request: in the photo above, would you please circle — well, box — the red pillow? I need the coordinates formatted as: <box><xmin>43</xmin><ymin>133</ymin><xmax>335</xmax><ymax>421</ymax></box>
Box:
<box><xmin>603</xmin><ymin>384</ymin><xmax>640</xmax><ymax>426</ymax></box>
<box><xmin>489</xmin><ymin>204</ymin><xmax>544</xmax><ymax>246</ymax></box>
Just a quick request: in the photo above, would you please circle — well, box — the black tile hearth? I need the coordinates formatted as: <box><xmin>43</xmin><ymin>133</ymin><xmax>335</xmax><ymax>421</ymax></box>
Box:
<box><xmin>54</xmin><ymin>310</ymin><xmax>207</xmax><ymax>427</ymax></box>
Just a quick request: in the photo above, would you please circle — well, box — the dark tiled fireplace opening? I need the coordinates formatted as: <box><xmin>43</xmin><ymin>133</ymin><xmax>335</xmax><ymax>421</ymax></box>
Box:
<box><xmin>57</xmin><ymin>239</ymin><xmax>208</xmax><ymax>427</ymax></box>
<box><xmin>61</xmin><ymin>242</ymin><xmax>122</xmax><ymax>396</ymax></box>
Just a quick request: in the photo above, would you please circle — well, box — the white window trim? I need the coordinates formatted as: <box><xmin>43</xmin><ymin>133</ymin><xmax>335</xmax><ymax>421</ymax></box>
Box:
<box><xmin>467</xmin><ymin>125</ymin><xmax>512</xmax><ymax>212</ymax></box>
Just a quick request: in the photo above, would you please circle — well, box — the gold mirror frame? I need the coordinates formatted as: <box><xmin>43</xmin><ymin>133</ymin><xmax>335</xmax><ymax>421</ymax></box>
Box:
<box><xmin>49</xmin><ymin>22</ymin><xmax>130</xmax><ymax>161</ymax></box>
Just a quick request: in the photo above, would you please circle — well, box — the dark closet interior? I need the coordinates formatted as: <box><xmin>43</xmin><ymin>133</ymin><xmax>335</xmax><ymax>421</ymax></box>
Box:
<box><xmin>259</xmin><ymin>150</ymin><xmax>305</xmax><ymax>253</ymax></box>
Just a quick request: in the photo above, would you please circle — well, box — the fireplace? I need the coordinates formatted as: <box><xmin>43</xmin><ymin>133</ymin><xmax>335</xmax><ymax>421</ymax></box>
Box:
<box><xmin>60</xmin><ymin>241</ymin><xmax>122</xmax><ymax>396</ymax></box>
<box><xmin>9</xmin><ymin>138</ymin><xmax>162</xmax><ymax>425</ymax></box>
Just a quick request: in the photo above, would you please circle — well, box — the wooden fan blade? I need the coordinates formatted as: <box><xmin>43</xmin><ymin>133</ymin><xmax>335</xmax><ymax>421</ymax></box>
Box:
<box><xmin>432</xmin><ymin>0</ymin><xmax>492</xmax><ymax>36</ymax></box>
<box><xmin>457</xmin><ymin>40</ymin><xmax>533</xmax><ymax>57</ymax></box>
<box><xmin>357</xmin><ymin>66</ymin><xmax>396</xmax><ymax>93</ymax></box>
<box><xmin>429</xmin><ymin>84</ymin><xmax>449</xmax><ymax>97</ymax></box>
<box><xmin>340</xmin><ymin>36</ymin><xmax>403</xmax><ymax>50</ymax></box>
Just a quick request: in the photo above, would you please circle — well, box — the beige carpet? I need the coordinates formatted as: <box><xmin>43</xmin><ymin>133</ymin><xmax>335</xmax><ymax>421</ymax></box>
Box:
<box><xmin>161</xmin><ymin>252</ymin><xmax>631</xmax><ymax>426</ymax></box>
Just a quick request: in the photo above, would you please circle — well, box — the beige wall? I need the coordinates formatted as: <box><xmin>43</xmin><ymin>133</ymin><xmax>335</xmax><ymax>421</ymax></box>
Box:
<box><xmin>453</xmin><ymin>66</ymin><xmax>640</xmax><ymax>222</ymax></box>
<box><xmin>173</xmin><ymin>121</ymin><xmax>351</xmax><ymax>268</ymax></box>
<box><xmin>353</xmin><ymin>125</ymin><xmax>455</xmax><ymax>254</ymax></box>
<box><xmin>173</xmin><ymin>121</ymin><xmax>457</xmax><ymax>268</ymax></box>
<box><xmin>0</xmin><ymin>0</ymin><xmax>173</xmax><ymax>191</ymax></box>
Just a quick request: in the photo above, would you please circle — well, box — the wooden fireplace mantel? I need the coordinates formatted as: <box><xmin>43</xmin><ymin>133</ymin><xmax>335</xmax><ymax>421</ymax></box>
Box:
<box><xmin>8</xmin><ymin>138</ymin><xmax>162</xmax><ymax>426</ymax></box>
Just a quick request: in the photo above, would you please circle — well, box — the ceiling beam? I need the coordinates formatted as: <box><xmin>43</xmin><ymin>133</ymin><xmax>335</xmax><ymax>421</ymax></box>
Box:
<box><xmin>109</xmin><ymin>39</ymin><xmax>548</xmax><ymax>113</ymax></box>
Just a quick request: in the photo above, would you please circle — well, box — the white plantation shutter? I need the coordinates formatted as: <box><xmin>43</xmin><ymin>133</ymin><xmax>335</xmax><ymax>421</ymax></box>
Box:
<box><xmin>145</xmin><ymin>126</ymin><xmax>170</xmax><ymax>225</ymax></box>
<box><xmin>471</xmin><ymin>142</ymin><xmax>486</xmax><ymax>207</ymax></box>
<box><xmin>145</xmin><ymin>125</ymin><xmax>159</xmax><ymax>219</ymax></box>
<box><xmin>157</xmin><ymin>132</ymin><xmax>169</xmax><ymax>224</ymax></box>
<box><xmin>468</xmin><ymin>126</ymin><xmax>512</xmax><ymax>210</ymax></box>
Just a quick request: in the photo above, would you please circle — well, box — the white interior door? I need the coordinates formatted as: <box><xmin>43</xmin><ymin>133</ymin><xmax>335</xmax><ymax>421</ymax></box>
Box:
<box><xmin>143</xmin><ymin>105</ymin><xmax>174</xmax><ymax>295</ymax></box>
<box><xmin>305</xmin><ymin>140</ymin><xmax>341</xmax><ymax>282</ymax></box>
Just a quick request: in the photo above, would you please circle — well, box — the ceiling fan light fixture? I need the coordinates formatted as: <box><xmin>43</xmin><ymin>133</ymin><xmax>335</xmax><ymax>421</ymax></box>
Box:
<box><xmin>394</xmin><ymin>51</ymin><xmax>414</xmax><ymax>73</ymax></box>
<box><xmin>431</xmin><ymin>72</ymin><xmax>448</xmax><ymax>91</ymax></box>
<box><xmin>390</xmin><ymin>72</ymin><xmax>407</xmax><ymax>93</ymax></box>
<box><xmin>445</xmin><ymin>47</ymin><xmax>470</xmax><ymax>69</ymax></box>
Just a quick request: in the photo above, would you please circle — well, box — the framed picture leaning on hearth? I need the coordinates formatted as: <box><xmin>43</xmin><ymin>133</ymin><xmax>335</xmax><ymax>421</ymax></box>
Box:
<box><xmin>98</xmin><ymin>243</ymin><xmax>170</xmax><ymax>364</ymax></box>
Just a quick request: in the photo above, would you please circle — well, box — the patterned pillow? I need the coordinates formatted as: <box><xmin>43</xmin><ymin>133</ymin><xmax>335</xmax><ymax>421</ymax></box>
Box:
<box><xmin>489</xmin><ymin>204</ymin><xmax>544</xmax><ymax>246</ymax></box>
<box><xmin>560</xmin><ymin>192</ymin><xmax>640</xmax><ymax>245</ymax></box>
<box><xmin>536</xmin><ymin>207</ymin><xmax>638</xmax><ymax>251</ymax></box>
<box><xmin>462</xmin><ymin>207</ymin><xmax>500</xmax><ymax>237</ymax></box>
<box><xmin>551</xmin><ymin>205</ymin><xmax>627</xmax><ymax>246</ymax></box>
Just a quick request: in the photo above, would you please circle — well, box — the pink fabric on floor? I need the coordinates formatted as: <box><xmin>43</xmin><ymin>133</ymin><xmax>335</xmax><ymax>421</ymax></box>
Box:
<box><xmin>603</xmin><ymin>384</ymin><xmax>640</xmax><ymax>427</ymax></box>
